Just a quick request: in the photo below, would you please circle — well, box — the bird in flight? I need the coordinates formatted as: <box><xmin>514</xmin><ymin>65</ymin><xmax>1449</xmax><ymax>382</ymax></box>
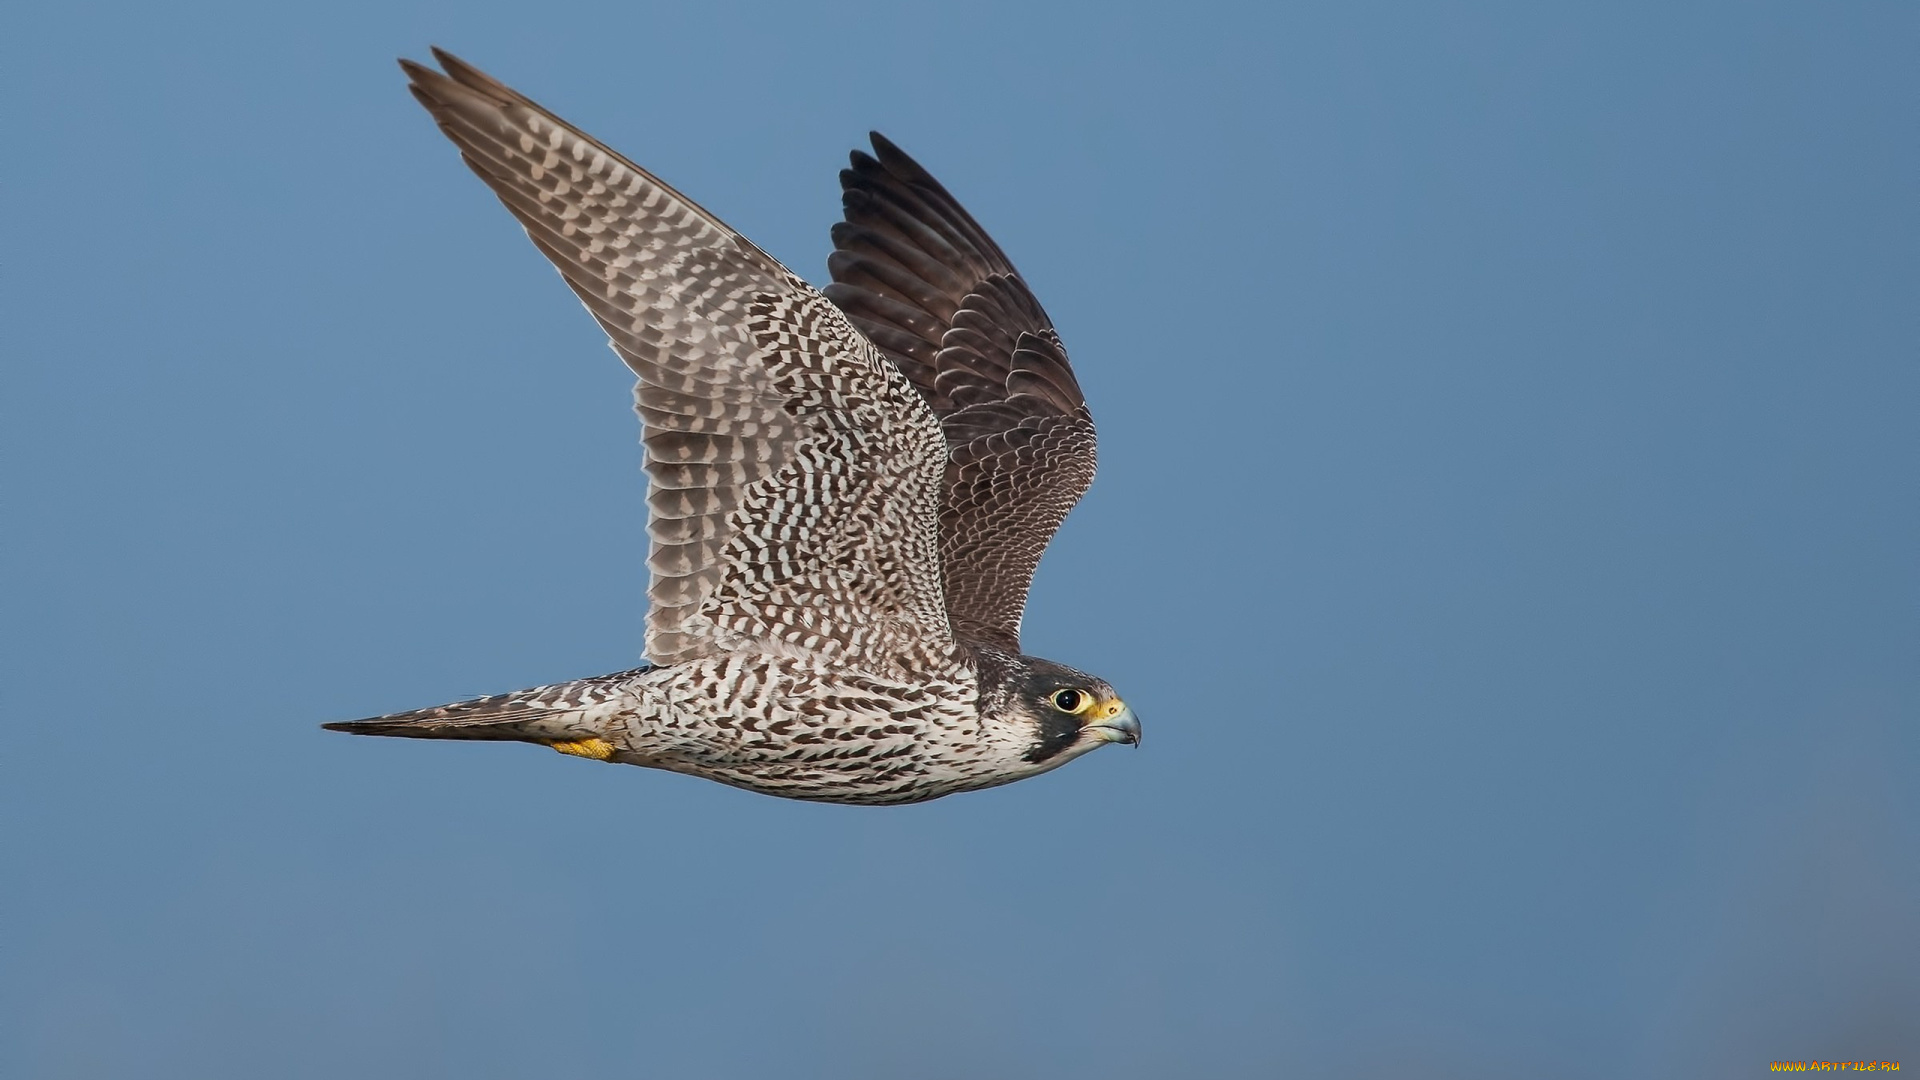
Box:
<box><xmin>325</xmin><ymin>50</ymin><xmax>1136</xmax><ymax>805</ymax></box>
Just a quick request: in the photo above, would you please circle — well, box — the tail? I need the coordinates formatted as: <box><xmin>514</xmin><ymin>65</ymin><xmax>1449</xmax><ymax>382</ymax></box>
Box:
<box><xmin>323</xmin><ymin>667</ymin><xmax>651</xmax><ymax>753</ymax></box>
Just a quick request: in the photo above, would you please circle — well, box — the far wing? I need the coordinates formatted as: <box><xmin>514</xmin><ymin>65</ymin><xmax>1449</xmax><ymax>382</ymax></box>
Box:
<box><xmin>824</xmin><ymin>136</ymin><xmax>1096</xmax><ymax>652</ymax></box>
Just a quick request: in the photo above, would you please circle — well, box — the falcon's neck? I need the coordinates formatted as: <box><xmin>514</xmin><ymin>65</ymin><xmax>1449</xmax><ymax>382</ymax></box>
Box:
<box><xmin>961</xmin><ymin>641</ymin><xmax>1026</xmax><ymax>717</ymax></box>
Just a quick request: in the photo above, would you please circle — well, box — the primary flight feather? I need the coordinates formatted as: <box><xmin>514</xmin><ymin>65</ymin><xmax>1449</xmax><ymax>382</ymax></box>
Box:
<box><xmin>324</xmin><ymin>50</ymin><xmax>1136</xmax><ymax>804</ymax></box>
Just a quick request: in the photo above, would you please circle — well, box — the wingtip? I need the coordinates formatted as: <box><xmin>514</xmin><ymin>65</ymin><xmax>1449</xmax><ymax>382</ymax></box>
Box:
<box><xmin>868</xmin><ymin>131</ymin><xmax>913</xmax><ymax>168</ymax></box>
<box><xmin>397</xmin><ymin>48</ymin><xmax>484</xmax><ymax>89</ymax></box>
<box><xmin>398</xmin><ymin>56</ymin><xmax>450</xmax><ymax>94</ymax></box>
<box><xmin>851</xmin><ymin>132</ymin><xmax>903</xmax><ymax>172</ymax></box>
<box><xmin>865</xmin><ymin>132</ymin><xmax>943</xmax><ymax>189</ymax></box>
<box><xmin>429</xmin><ymin>46</ymin><xmax>477</xmax><ymax>80</ymax></box>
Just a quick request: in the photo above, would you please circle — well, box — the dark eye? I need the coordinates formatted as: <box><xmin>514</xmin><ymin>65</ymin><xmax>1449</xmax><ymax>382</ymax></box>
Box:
<box><xmin>1052</xmin><ymin>688</ymin><xmax>1086</xmax><ymax>713</ymax></box>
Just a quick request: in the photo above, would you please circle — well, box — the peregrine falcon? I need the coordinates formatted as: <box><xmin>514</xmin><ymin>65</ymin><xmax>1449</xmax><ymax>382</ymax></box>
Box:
<box><xmin>324</xmin><ymin>50</ymin><xmax>1137</xmax><ymax>805</ymax></box>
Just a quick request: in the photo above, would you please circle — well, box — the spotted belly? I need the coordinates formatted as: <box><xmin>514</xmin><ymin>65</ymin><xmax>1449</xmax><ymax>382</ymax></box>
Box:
<box><xmin>597</xmin><ymin>655</ymin><xmax>1026</xmax><ymax>805</ymax></box>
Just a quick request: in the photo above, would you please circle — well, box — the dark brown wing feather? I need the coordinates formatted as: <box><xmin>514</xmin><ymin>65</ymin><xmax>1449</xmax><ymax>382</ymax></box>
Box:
<box><xmin>824</xmin><ymin>134</ymin><xmax>1096</xmax><ymax>653</ymax></box>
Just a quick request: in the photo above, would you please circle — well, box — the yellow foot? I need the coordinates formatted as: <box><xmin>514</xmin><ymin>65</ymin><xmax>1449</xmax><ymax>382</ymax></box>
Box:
<box><xmin>549</xmin><ymin>738</ymin><xmax>616</xmax><ymax>761</ymax></box>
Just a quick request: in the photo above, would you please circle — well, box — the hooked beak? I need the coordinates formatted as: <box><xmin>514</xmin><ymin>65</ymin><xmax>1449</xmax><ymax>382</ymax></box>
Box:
<box><xmin>1084</xmin><ymin>699</ymin><xmax>1141</xmax><ymax>747</ymax></box>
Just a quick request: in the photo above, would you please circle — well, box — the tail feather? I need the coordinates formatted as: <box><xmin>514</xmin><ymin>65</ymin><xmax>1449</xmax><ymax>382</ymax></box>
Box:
<box><xmin>323</xmin><ymin>667</ymin><xmax>650</xmax><ymax>745</ymax></box>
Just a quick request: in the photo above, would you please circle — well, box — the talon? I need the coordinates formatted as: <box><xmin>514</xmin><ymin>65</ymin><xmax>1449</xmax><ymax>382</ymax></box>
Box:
<box><xmin>550</xmin><ymin>738</ymin><xmax>615</xmax><ymax>761</ymax></box>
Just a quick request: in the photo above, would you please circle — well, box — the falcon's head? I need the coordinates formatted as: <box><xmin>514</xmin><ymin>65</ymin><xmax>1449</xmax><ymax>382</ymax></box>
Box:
<box><xmin>988</xmin><ymin>654</ymin><xmax>1139</xmax><ymax>765</ymax></box>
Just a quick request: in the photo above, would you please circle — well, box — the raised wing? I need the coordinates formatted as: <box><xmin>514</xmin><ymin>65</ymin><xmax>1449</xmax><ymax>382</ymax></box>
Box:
<box><xmin>403</xmin><ymin>53</ymin><xmax>953</xmax><ymax>673</ymax></box>
<box><xmin>823</xmin><ymin>135</ymin><xmax>1096</xmax><ymax>653</ymax></box>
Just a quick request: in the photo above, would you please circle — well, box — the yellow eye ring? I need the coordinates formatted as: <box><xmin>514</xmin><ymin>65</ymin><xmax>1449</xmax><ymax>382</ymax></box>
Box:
<box><xmin>1052</xmin><ymin>688</ymin><xmax>1090</xmax><ymax>713</ymax></box>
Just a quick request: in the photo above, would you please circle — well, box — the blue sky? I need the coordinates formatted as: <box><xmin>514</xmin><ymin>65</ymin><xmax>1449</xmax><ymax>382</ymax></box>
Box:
<box><xmin>5</xmin><ymin>1</ymin><xmax>1915</xmax><ymax>1076</ymax></box>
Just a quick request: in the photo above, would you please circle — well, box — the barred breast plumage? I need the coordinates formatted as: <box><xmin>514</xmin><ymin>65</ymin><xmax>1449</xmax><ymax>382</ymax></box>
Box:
<box><xmin>323</xmin><ymin>50</ymin><xmax>1138</xmax><ymax>805</ymax></box>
